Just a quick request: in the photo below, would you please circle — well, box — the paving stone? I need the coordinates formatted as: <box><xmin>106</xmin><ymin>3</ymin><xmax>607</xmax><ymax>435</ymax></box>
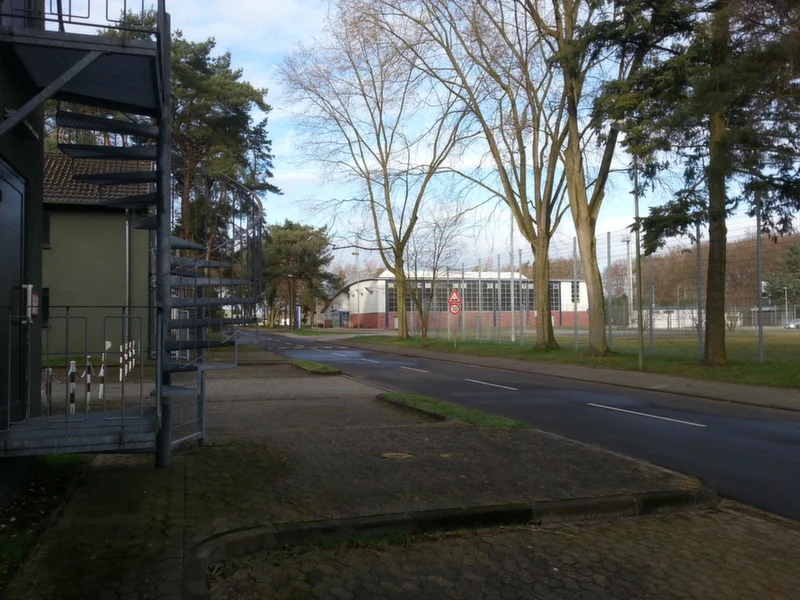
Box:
<box><xmin>210</xmin><ymin>509</ymin><xmax>800</xmax><ymax>600</ymax></box>
<box><xmin>7</xmin><ymin>366</ymin><xmax>797</xmax><ymax>600</ymax></box>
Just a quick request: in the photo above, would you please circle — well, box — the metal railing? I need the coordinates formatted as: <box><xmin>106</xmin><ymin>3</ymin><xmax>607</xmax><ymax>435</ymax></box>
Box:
<box><xmin>166</xmin><ymin>159</ymin><xmax>264</xmax><ymax>369</ymax></box>
<box><xmin>39</xmin><ymin>305</ymin><xmax>156</xmax><ymax>426</ymax></box>
<box><xmin>1</xmin><ymin>0</ymin><xmax>159</xmax><ymax>34</ymax></box>
<box><xmin>1</xmin><ymin>309</ymin><xmax>32</xmax><ymax>431</ymax></box>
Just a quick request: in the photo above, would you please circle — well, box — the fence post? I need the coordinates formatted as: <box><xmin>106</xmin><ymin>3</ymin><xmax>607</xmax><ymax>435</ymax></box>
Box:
<box><xmin>756</xmin><ymin>194</ymin><xmax>764</xmax><ymax>362</ymax></box>
<box><xmin>518</xmin><ymin>249</ymin><xmax>524</xmax><ymax>345</ymax></box>
<box><xmin>696</xmin><ymin>222</ymin><xmax>703</xmax><ymax>359</ymax></box>
<box><xmin>477</xmin><ymin>261</ymin><xmax>482</xmax><ymax>342</ymax></box>
<box><xmin>510</xmin><ymin>249</ymin><xmax>516</xmax><ymax>343</ymax></box>
<box><xmin>461</xmin><ymin>263</ymin><xmax>466</xmax><ymax>341</ymax></box>
<box><xmin>607</xmin><ymin>231</ymin><xmax>613</xmax><ymax>349</ymax></box>
<box><xmin>573</xmin><ymin>237</ymin><xmax>578</xmax><ymax>351</ymax></box>
<box><xmin>648</xmin><ymin>254</ymin><xmax>654</xmax><ymax>354</ymax></box>
<box><xmin>497</xmin><ymin>255</ymin><xmax>501</xmax><ymax>343</ymax></box>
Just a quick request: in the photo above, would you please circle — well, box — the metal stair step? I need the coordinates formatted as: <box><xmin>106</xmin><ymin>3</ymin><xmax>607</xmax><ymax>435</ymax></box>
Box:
<box><xmin>103</xmin><ymin>192</ymin><xmax>159</xmax><ymax>210</ymax></box>
<box><xmin>168</xmin><ymin>269</ymin><xmax>209</xmax><ymax>278</ymax></box>
<box><xmin>134</xmin><ymin>214</ymin><xmax>158</xmax><ymax>230</ymax></box>
<box><xmin>73</xmin><ymin>171</ymin><xmax>157</xmax><ymax>186</ymax></box>
<box><xmin>170</xmin><ymin>277</ymin><xmax>251</xmax><ymax>287</ymax></box>
<box><xmin>164</xmin><ymin>340</ymin><xmax>236</xmax><ymax>351</ymax></box>
<box><xmin>162</xmin><ymin>362</ymin><xmax>237</xmax><ymax>372</ymax></box>
<box><xmin>171</xmin><ymin>256</ymin><xmax>232</xmax><ymax>269</ymax></box>
<box><xmin>167</xmin><ymin>317</ymin><xmax>258</xmax><ymax>330</ymax></box>
<box><xmin>56</xmin><ymin>111</ymin><xmax>159</xmax><ymax>138</ymax></box>
<box><xmin>58</xmin><ymin>143</ymin><xmax>157</xmax><ymax>161</ymax></box>
<box><xmin>154</xmin><ymin>385</ymin><xmax>200</xmax><ymax>397</ymax></box>
<box><xmin>170</xmin><ymin>297</ymin><xmax>260</xmax><ymax>308</ymax></box>
<box><xmin>170</xmin><ymin>236</ymin><xmax>205</xmax><ymax>251</ymax></box>
<box><xmin>162</xmin><ymin>363</ymin><xmax>199</xmax><ymax>374</ymax></box>
<box><xmin>198</xmin><ymin>363</ymin><xmax>238</xmax><ymax>371</ymax></box>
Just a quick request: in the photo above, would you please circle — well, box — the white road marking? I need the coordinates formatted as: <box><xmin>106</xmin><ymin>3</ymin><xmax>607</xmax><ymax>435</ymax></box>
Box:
<box><xmin>401</xmin><ymin>366</ymin><xmax>429</xmax><ymax>374</ymax></box>
<box><xmin>332</xmin><ymin>352</ymin><xmax>347</xmax><ymax>357</ymax></box>
<box><xmin>361</xmin><ymin>358</ymin><xmax>380</xmax><ymax>364</ymax></box>
<box><xmin>586</xmin><ymin>403</ymin><xmax>707</xmax><ymax>428</ymax></box>
<box><xmin>464</xmin><ymin>378</ymin><xmax>518</xmax><ymax>391</ymax></box>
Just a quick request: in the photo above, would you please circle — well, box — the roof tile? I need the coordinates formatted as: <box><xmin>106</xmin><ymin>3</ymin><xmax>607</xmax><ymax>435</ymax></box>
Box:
<box><xmin>44</xmin><ymin>151</ymin><xmax>153</xmax><ymax>205</ymax></box>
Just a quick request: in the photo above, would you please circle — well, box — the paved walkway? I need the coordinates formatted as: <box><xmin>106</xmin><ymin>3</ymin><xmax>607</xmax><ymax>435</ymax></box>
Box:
<box><xmin>4</xmin><ymin>366</ymin><xmax>799</xmax><ymax>599</ymax></box>
<box><xmin>333</xmin><ymin>340</ymin><xmax>800</xmax><ymax>411</ymax></box>
<box><xmin>210</xmin><ymin>505</ymin><xmax>800</xmax><ymax>600</ymax></box>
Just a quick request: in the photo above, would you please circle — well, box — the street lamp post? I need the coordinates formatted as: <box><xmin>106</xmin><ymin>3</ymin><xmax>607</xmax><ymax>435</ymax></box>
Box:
<box><xmin>612</xmin><ymin>120</ymin><xmax>644</xmax><ymax>371</ymax></box>
<box><xmin>622</xmin><ymin>235</ymin><xmax>633</xmax><ymax>325</ymax></box>
<box><xmin>352</xmin><ymin>252</ymin><xmax>360</xmax><ymax>329</ymax></box>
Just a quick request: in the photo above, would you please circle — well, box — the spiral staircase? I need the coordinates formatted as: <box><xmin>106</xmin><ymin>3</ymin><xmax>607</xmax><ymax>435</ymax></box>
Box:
<box><xmin>0</xmin><ymin>1</ymin><xmax>263</xmax><ymax>466</ymax></box>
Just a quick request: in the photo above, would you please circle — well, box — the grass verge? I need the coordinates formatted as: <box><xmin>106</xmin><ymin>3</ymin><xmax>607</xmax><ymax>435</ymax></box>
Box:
<box><xmin>291</xmin><ymin>359</ymin><xmax>340</xmax><ymax>374</ymax></box>
<box><xmin>353</xmin><ymin>336</ymin><xmax>800</xmax><ymax>388</ymax></box>
<box><xmin>382</xmin><ymin>393</ymin><xmax>528</xmax><ymax>428</ymax></box>
<box><xmin>0</xmin><ymin>455</ymin><xmax>89</xmax><ymax>591</ymax></box>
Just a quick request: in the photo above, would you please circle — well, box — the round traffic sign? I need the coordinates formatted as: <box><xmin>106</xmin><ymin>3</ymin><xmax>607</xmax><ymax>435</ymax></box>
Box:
<box><xmin>448</xmin><ymin>303</ymin><xmax>461</xmax><ymax>315</ymax></box>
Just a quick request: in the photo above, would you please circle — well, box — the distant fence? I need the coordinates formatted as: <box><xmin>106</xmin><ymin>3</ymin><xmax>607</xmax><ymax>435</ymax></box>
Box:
<box><xmin>391</xmin><ymin>214</ymin><xmax>800</xmax><ymax>363</ymax></box>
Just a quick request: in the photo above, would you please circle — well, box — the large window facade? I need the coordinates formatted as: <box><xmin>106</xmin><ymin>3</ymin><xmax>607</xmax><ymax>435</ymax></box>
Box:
<box><xmin>385</xmin><ymin>278</ymin><xmax>540</xmax><ymax>312</ymax></box>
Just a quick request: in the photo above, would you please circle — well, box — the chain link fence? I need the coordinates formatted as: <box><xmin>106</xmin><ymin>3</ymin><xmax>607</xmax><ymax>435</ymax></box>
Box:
<box><xmin>399</xmin><ymin>214</ymin><xmax>800</xmax><ymax>364</ymax></box>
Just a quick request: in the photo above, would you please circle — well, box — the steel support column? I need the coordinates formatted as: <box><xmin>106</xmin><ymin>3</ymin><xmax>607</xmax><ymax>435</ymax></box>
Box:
<box><xmin>0</xmin><ymin>50</ymin><xmax>102</xmax><ymax>139</ymax></box>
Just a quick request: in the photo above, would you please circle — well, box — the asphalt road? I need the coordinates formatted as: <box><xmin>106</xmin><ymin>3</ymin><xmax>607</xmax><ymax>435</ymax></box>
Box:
<box><xmin>243</xmin><ymin>332</ymin><xmax>800</xmax><ymax>521</ymax></box>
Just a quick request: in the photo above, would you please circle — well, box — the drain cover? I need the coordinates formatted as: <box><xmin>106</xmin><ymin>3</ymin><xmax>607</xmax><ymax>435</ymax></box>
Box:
<box><xmin>380</xmin><ymin>452</ymin><xmax>413</xmax><ymax>459</ymax></box>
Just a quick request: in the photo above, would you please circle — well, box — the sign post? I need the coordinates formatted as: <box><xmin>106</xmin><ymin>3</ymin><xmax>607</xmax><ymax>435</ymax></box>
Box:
<box><xmin>447</xmin><ymin>289</ymin><xmax>463</xmax><ymax>348</ymax></box>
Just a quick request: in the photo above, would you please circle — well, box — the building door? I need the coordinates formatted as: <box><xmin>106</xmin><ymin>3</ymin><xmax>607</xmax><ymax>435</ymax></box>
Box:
<box><xmin>0</xmin><ymin>159</ymin><xmax>27</xmax><ymax>428</ymax></box>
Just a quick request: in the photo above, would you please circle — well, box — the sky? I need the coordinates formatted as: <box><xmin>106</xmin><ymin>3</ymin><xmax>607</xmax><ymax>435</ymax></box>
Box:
<box><xmin>129</xmin><ymin>1</ymin><xmax>779</xmax><ymax>269</ymax></box>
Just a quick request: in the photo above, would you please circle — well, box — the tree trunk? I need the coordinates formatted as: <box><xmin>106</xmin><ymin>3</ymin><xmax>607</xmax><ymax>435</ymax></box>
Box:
<box><xmin>532</xmin><ymin>239</ymin><xmax>558</xmax><ymax>350</ymax></box>
<box><xmin>410</xmin><ymin>288</ymin><xmax>428</xmax><ymax>340</ymax></box>
<box><xmin>563</xmin><ymin>73</ymin><xmax>608</xmax><ymax>355</ymax></box>
<box><xmin>703</xmin><ymin>2</ymin><xmax>731</xmax><ymax>366</ymax></box>
<box><xmin>395</xmin><ymin>258</ymin><xmax>409</xmax><ymax>339</ymax></box>
<box><xmin>182</xmin><ymin>150</ymin><xmax>194</xmax><ymax>240</ymax></box>
<box><xmin>575</xmin><ymin>218</ymin><xmax>608</xmax><ymax>355</ymax></box>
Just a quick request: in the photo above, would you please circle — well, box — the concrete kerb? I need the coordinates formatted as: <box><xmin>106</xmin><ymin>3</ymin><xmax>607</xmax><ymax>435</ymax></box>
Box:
<box><xmin>183</xmin><ymin>488</ymin><xmax>718</xmax><ymax>600</ymax></box>
<box><xmin>214</xmin><ymin>359</ymin><xmax>342</xmax><ymax>376</ymax></box>
<box><xmin>334</xmin><ymin>341</ymin><xmax>800</xmax><ymax>413</ymax></box>
<box><xmin>289</xmin><ymin>360</ymin><xmax>342</xmax><ymax>376</ymax></box>
<box><xmin>375</xmin><ymin>392</ymin><xmax>450</xmax><ymax>423</ymax></box>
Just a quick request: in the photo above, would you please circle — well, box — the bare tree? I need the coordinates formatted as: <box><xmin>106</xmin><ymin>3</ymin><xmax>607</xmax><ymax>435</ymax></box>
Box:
<box><xmin>518</xmin><ymin>0</ymin><xmax>685</xmax><ymax>353</ymax></box>
<box><xmin>406</xmin><ymin>198</ymin><xmax>470</xmax><ymax>340</ymax></box>
<box><xmin>280</xmin><ymin>0</ymin><xmax>469</xmax><ymax>338</ymax></box>
<box><xmin>373</xmin><ymin>0</ymin><xmax>570</xmax><ymax>349</ymax></box>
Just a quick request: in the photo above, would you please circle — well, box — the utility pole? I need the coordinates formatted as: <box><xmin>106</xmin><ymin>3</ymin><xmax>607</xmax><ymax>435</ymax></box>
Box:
<box><xmin>633</xmin><ymin>154</ymin><xmax>645</xmax><ymax>370</ymax></box>
<box><xmin>623</xmin><ymin>235</ymin><xmax>632</xmax><ymax>326</ymax></box>
<box><xmin>610</xmin><ymin>120</ymin><xmax>644</xmax><ymax>369</ymax></box>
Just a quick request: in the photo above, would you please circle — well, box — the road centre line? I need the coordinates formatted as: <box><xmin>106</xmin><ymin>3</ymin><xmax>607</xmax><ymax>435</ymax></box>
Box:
<box><xmin>361</xmin><ymin>358</ymin><xmax>380</xmax><ymax>364</ymax></box>
<box><xmin>332</xmin><ymin>352</ymin><xmax>347</xmax><ymax>357</ymax></box>
<box><xmin>400</xmin><ymin>366</ymin><xmax>429</xmax><ymax>373</ymax></box>
<box><xmin>464</xmin><ymin>378</ymin><xmax>518</xmax><ymax>391</ymax></box>
<box><xmin>586</xmin><ymin>403</ymin><xmax>707</xmax><ymax>428</ymax></box>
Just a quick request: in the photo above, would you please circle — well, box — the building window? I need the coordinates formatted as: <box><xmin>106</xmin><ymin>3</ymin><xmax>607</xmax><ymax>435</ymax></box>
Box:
<box><xmin>42</xmin><ymin>212</ymin><xmax>51</xmax><ymax>248</ymax></box>
<box><xmin>41</xmin><ymin>287</ymin><xmax>50</xmax><ymax>327</ymax></box>
<box><xmin>549</xmin><ymin>282</ymin><xmax>561</xmax><ymax>312</ymax></box>
<box><xmin>571</xmin><ymin>281</ymin><xmax>580</xmax><ymax>303</ymax></box>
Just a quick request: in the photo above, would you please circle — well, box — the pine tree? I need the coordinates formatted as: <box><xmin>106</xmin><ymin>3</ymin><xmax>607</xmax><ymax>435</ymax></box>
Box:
<box><xmin>596</xmin><ymin>0</ymin><xmax>800</xmax><ymax>365</ymax></box>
